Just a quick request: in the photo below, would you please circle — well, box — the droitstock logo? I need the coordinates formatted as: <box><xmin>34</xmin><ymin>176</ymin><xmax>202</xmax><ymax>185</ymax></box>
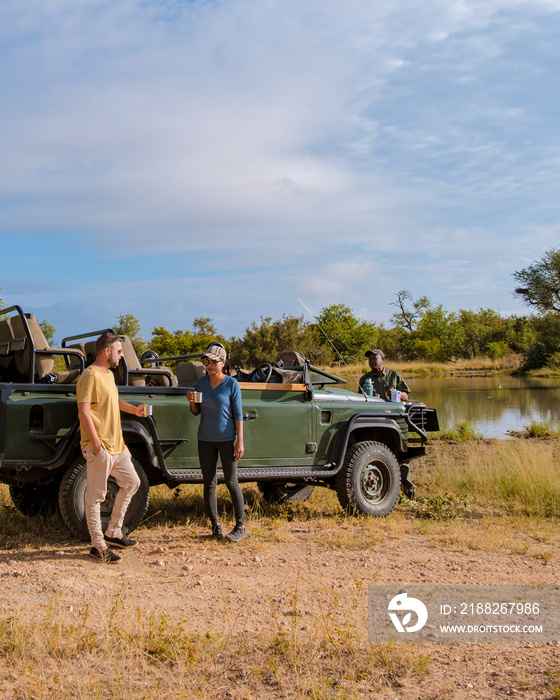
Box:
<box><xmin>370</xmin><ymin>585</ymin><xmax>560</xmax><ymax>642</ymax></box>
<box><xmin>387</xmin><ymin>592</ymin><xmax>428</xmax><ymax>633</ymax></box>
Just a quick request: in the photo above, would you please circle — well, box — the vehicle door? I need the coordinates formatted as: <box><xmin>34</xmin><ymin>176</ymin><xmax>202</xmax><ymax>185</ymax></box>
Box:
<box><xmin>239</xmin><ymin>385</ymin><xmax>316</xmax><ymax>467</ymax></box>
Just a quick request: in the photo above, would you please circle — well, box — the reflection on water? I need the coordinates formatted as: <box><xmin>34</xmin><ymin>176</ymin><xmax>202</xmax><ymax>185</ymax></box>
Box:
<box><xmin>345</xmin><ymin>375</ymin><xmax>560</xmax><ymax>438</ymax></box>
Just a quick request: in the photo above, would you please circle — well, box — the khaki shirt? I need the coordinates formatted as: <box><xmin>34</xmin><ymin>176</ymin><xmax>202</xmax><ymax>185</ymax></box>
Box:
<box><xmin>76</xmin><ymin>365</ymin><xmax>125</xmax><ymax>454</ymax></box>
<box><xmin>358</xmin><ymin>367</ymin><xmax>410</xmax><ymax>397</ymax></box>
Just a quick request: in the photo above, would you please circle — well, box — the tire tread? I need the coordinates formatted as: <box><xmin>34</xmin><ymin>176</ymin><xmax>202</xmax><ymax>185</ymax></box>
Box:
<box><xmin>336</xmin><ymin>440</ymin><xmax>401</xmax><ymax>517</ymax></box>
<box><xmin>58</xmin><ymin>456</ymin><xmax>150</xmax><ymax>540</ymax></box>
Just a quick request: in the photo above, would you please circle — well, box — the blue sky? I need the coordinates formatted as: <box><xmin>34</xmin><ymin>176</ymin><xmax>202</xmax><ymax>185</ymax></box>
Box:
<box><xmin>1</xmin><ymin>0</ymin><xmax>559</xmax><ymax>343</ymax></box>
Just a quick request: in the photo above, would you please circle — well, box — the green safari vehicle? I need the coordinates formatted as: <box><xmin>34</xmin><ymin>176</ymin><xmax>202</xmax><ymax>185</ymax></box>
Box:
<box><xmin>0</xmin><ymin>305</ymin><xmax>439</xmax><ymax>539</ymax></box>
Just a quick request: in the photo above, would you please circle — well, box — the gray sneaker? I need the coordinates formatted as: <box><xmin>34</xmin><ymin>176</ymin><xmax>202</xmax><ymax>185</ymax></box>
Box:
<box><xmin>89</xmin><ymin>547</ymin><xmax>121</xmax><ymax>563</ymax></box>
<box><xmin>225</xmin><ymin>526</ymin><xmax>246</xmax><ymax>543</ymax></box>
<box><xmin>211</xmin><ymin>524</ymin><xmax>223</xmax><ymax>540</ymax></box>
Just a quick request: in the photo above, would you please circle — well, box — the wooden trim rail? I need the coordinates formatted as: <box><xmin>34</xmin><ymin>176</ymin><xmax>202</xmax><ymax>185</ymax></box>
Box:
<box><xmin>237</xmin><ymin>382</ymin><xmax>307</xmax><ymax>391</ymax></box>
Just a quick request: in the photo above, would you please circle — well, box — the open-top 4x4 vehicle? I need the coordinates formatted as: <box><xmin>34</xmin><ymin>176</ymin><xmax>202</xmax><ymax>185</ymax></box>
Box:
<box><xmin>0</xmin><ymin>305</ymin><xmax>439</xmax><ymax>539</ymax></box>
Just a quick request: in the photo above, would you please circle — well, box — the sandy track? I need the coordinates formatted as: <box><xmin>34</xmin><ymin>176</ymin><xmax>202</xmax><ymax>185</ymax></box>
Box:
<box><xmin>1</xmin><ymin>516</ymin><xmax>559</xmax><ymax>698</ymax></box>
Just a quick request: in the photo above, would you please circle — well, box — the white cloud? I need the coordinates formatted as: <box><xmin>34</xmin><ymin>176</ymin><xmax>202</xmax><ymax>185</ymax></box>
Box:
<box><xmin>299</xmin><ymin>259</ymin><xmax>384</xmax><ymax>305</ymax></box>
<box><xmin>1</xmin><ymin>0</ymin><xmax>560</xmax><ymax>334</ymax></box>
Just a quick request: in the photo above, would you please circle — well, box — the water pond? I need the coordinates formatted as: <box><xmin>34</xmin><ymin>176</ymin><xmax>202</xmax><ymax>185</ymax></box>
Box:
<box><xmin>344</xmin><ymin>375</ymin><xmax>560</xmax><ymax>438</ymax></box>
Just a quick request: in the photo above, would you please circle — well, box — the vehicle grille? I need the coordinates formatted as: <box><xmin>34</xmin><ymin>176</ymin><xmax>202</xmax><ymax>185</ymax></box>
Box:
<box><xmin>408</xmin><ymin>407</ymin><xmax>439</xmax><ymax>433</ymax></box>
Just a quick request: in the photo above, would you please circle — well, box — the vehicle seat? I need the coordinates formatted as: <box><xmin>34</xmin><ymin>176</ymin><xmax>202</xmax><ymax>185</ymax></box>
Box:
<box><xmin>67</xmin><ymin>342</ymin><xmax>96</xmax><ymax>368</ymax></box>
<box><xmin>0</xmin><ymin>316</ymin><xmax>12</xmax><ymax>355</ymax></box>
<box><xmin>0</xmin><ymin>317</ymin><xmax>15</xmax><ymax>380</ymax></box>
<box><xmin>10</xmin><ymin>313</ymin><xmax>83</xmax><ymax>383</ymax></box>
<box><xmin>176</xmin><ymin>361</ymin><xmax>206</xmax><ymax>386</ymax></box>
<box><xmin>277</xmin><ymin>349</ymin><xmax>306</xmax><ymax>367</ymax></box>
<box><xmin>115</xmin><ymin>336</ymin><xmax>177</xmax><ymax>387</ymax></box>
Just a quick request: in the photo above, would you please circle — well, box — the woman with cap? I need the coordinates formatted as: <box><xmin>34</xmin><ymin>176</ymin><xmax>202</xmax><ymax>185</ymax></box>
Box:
<box><xmin>186</xmin><ymin>343</ymin><xmax>246</xmax><ymax>542</ymax></box>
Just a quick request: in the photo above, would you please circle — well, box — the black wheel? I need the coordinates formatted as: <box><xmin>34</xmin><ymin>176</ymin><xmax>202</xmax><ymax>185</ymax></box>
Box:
<box><xmin>336</xmin><ymin>441</ymin><xmax>401</xmax><ymax>516</ymax></box>
<box><xmin>253</xmin><ymin>363</ymin><xmax>273</xmax><ymax>383</ymax></box>
<box><xmin>258</xmin><ymin>482</ymin><xmax>315</xmax><ymax>504</ymax></box>
<box><xmin>9</xmin><ymin>481</ymin><xmax>61</xmax><ymax>517</ymax></box>
<box><xmin>58</xmin><ymin>455</ymin><xmax>150</xmax><ymax>540</ymax></box>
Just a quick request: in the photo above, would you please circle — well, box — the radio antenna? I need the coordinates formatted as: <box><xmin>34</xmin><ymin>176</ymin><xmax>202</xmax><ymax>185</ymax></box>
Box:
<box><xmin>297</xmin><ymin>298</ymin><xmax>365</xmax><ymax>392</ymax></box>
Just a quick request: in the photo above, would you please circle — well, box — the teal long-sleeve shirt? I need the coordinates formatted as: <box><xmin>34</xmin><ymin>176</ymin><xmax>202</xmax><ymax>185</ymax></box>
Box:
<box><xmin>194</xmin><ymin>375</ymin><xmax>243</xmax><ymax>442</ymax></box>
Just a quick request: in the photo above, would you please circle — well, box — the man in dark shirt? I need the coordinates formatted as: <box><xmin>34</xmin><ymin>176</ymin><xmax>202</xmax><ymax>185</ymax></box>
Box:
<box><xmin>358</xmin><ymin>349</ymin><xmax>410</xmax><ymax>401</ymax></box>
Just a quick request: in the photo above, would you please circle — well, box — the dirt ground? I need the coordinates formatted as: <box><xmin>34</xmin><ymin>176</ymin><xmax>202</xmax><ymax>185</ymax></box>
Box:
<box><xmin>1</xmin><ymin>513</ymin><xmax>559</xmax><ymax>699</ymax></box>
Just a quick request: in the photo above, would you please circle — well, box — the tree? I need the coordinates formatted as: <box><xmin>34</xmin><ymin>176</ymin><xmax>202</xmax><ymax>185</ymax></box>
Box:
<box><xmin>502</xmin><ymin>315</ymin><xmax>534</xmax><ymax>354</ymax></box>
<box><xmin>114</xmin><ymin>313</ymin><xmax>142</xmax><ymax>340</ymax></box>
<box><xmin>229</xmin><ymin>315</ymin><xmax>318</xmax><ymax>367</ymax></box>
<box><xmin>520</xmin><ymin>312</ymin><xmax>560</xmax><ymax>370</ymax></box>
<box><xmin>374</xmin><ymin>325</ymin><xmax>408</xmax><ymax>361</ymax></box>
<box><xmin>457</xmin><ymin>308</ymin><xmax>510</xmax><ymax>359</ymax></box>
<box><xmin>414</xmin><ymin>305</ymin><xmax>463</xmax><ymax>361</ymax></box>
<box><xmin>514</xmin><ymin>248</ymin><xmax>560</xmax><ymax>313</ymax></box>
<box><xmin>390</xmin><ymin>290</ymin><xmax>431</xmax><ymax>333</ymax></box>
<box><xmin>149</xmin><ymin>327</ymin><xmax>193</xmax><ymax>358</ymax></box>
<box><xmin>193</xmin><ymin>317</ymin><xmax>217</xmax><ymax>336</ymax></box>
<box><xmin>113</xmin><ymin>313</ymin><xmax>146</xmax><ymax>357</ymax></box>
<box><xmin>149</xmin><ymin>319</ymin><xmax>225</xmax><ymax>359</ymax></box>
<box><xmin>39</xmin><ymin>320</ymin><xmax>56</xmax><ymax>345</ymax></box>
<box><xmin>312</xmin><ymin>304</ymin><xmax>378</xmax><ymax>364</ymax></box>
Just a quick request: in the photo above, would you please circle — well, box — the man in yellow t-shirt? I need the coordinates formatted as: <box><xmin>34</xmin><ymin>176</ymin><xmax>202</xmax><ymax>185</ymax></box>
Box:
<box><xmin>77</xmin><ymin>332</ymin><xmax>147</xmax><ymax>563</ymax></box>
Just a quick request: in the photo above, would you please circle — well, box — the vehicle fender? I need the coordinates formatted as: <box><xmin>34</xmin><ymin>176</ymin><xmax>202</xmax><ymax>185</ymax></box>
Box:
<box><xmin>121</xmin><ymin>419</ymin><xmax>158</xmax><ymax>468</ymax></box>
<box><xmin>0</xmin><ymin>387</ymin><xmax>13</xmax><ymax>457</ymax></box>
<box><xmin>333</xmin><ymin>414</ymin><xmax>407</xmax><ymax>466</ymax></box>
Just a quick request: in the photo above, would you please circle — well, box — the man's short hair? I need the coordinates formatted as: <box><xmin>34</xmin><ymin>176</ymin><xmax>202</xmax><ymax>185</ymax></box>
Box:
<box><xmin>95</xmin><ymin>332</ymin><xmax>121</xmax><ymax>357</ymax></box>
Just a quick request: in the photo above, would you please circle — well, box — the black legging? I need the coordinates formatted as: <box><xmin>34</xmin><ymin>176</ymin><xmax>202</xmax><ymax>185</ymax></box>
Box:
<box><xmin>198</xmin><ymin>440</ymin><xmax>245</xmax><ymax>528</ymax></box>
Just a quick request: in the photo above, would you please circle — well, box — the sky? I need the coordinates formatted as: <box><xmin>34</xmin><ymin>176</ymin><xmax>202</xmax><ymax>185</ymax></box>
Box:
<box><xmin>1</xmin><ymin>0</ymin><xmax>560</xmax><ymax>344</ymax></box>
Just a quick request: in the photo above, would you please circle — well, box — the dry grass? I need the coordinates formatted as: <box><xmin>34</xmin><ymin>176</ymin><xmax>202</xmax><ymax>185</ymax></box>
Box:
<box><xmin>2</xmin><ymin>437</ymin><xmax>559</xmax><ymax>550</ymax></box>
<box><xmin>1</xmin><ymin>438</ymin><xmax>559</xmax><ymax>698</ymax></box>
<box><xmin>0</xmin><ymin>585</ymin><xmax>431</xmax><ymax>700</ymax></box>
<box><xmin>324</xmin><ymin>354</ymin><xmax>523</xmax><ymax>379</ymax></box>
<box><xmin>416</xmin><ymin>439</ymin><xmax>560</xmax><ymax>517</ymax></box>
<box><xmin>415</xmin><ymin>514</ymin><xmax>558</xmax><ymax>559</ymax></box>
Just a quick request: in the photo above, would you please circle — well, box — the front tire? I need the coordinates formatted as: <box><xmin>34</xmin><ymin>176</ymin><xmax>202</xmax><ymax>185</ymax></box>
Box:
<box><xmin>336</xmin><ymin>441</ymin><xmax>401</xmax><ymax>516</ymax></box>
<box><xmin>58</xmin><ymin>455</ymin><xmax>150</xmax><ymax>540</ymax></box>
<box><xmin>258</xmin><ymin>482</ymin><xmax>315</xmax><ymax>504</ymax></box>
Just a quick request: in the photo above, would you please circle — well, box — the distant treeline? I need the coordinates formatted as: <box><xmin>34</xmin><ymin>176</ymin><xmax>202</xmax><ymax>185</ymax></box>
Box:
<box><xmin>3</xmin><ymin>248</ymin><xmax>560</xmax><ymax>370</ymax></box>
<box><xmin>113</xmin><ymin>293</ymin><xmax>557</xmax><ymax>371</ymax></box>
<box><xmin>1</xmin><ymin>288</ymin><xmax>554</xmax><ymax>370</ymax></box>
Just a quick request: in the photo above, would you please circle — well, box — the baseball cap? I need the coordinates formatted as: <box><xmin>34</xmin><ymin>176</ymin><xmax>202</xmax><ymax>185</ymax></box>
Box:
<box><xmin>365</xmin><ymin>349</ymin><xmax>384</xmax><ymax>358</ymax></box>
<box><xmin>202</xmin><ymin>344</ymin><xmax>227</xmax><ymax>362</ymax></box>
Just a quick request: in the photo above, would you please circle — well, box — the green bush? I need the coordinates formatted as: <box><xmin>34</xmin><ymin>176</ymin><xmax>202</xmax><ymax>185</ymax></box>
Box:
<box><xmin>486</xmin><ymin>341</ymin><xmax>511</xmax><ymax>359</ymax></box>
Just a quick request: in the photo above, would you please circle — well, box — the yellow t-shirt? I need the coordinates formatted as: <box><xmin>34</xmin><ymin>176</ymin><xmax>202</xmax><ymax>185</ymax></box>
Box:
<box><xmin>76</xmin><ymin>365</ymin><xmax>125</xmax><ymax>454</ymax></box>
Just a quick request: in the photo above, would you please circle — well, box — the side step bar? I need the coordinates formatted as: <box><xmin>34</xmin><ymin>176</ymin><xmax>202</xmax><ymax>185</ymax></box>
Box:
<box><xmin>163</xmin><ymin>465</ymin><xmax>339</xmax><ymax>484</ymax></box>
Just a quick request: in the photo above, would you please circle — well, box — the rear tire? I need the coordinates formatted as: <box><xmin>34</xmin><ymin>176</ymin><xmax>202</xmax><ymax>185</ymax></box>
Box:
<box><xmin>336</xmin><ymin>441</ymin><xmax>401</xmax><ymax>516</ymax></box>
<box><xmin>258</xmin><ymin>482</ymin><xmax>315</xmax><ymax>504</ymax></box>
<box><xmin>58</xmin><ymin>455</ymin><xmax>150</xmax><ymax>540</ymax></box>
<box><xmin>9</xmin><ymin>481</ymin><xmax>61</xmax><ymax>517</ymax></box>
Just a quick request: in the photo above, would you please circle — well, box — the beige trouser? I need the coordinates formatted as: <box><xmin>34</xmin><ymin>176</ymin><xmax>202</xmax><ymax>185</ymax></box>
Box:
<box><xmin>83</xmin><ymin>445</ymin><xmax>141</xmax><ymax>550</ymax></box>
